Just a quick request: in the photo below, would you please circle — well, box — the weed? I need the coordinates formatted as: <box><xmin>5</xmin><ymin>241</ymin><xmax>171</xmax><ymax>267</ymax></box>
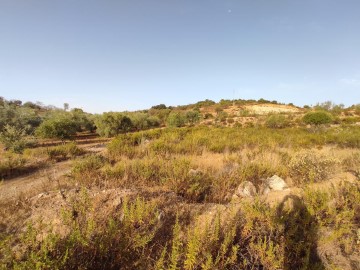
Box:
<box><xmin>289</xmin><ymin>151</ymin><xmax>337</xmax><ymax>185</ymax></box>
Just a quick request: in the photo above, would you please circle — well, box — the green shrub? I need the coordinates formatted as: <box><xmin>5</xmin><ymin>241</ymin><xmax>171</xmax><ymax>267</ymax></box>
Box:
<box><xmin>46</xmin><ymin>142</ymin><xmax>85</xmax><ymax>161</ymax></box>
<box><xmin>107</xmin><ymin>134</ymin><xmax>142</xmax><ymax>159</ymax></box>
<box><xmin>303</xmin><ymin>111</ymin><xmax>333</xmax><ymax>126</ymax></box>
<box><xmin>0</xmin><ymin>124</ymin><xmax>30</xmax><ymax>153</ymax></box>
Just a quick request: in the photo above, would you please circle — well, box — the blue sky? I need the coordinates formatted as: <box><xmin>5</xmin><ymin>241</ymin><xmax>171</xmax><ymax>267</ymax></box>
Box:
<box><xmin>0</xmin><ymin>0</ymin><xmax>360</xmax><ymax>113</ymax></box>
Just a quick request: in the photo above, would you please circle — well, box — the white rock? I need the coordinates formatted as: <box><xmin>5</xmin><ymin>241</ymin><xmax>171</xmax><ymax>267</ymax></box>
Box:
<box><xmin>264</xmin><ymin>175</ymin><xmax>288</xmax><ymax>191</ymax></box>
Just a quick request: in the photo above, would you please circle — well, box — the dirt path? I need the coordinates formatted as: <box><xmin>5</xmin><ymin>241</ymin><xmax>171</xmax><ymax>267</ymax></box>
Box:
<box><xmin>0</xmin><ymin>142</ymin><xmax>108</xmax><ymax>203</ymax></box>
<box><xmin>0</xmin><ymin>160</ymin><xmax>72</xmax><ymax>202</ymax></box>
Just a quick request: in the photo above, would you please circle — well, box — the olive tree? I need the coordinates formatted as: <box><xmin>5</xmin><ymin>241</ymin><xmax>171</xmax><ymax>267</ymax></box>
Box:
<box><xmin>36</xmin><ymin>117</ymin><xmax>78</xmax><ymax>140</ymax></box>
<box><xmin>185</xmin><ymin>110</ymin><xmax>200</xmax><ymax>125</ymax></box>
<box><xmin>166</xmin><ymin>112</ymin><xmax>186</xmax><ymax>127</ymax></box>
<box><xmin>94</xmin><ymin>112</ymin><xmax>133</xmax><ymax>137</ymax></box>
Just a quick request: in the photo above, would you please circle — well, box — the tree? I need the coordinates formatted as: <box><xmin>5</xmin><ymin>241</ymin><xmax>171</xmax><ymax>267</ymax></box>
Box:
<box><xmin>0</xmin><ymin>103</ymin><xmax>42</xmax><ymax>134</ymax></box>
<box><xmin>36</xmin><ymin>117</ymin><xmax>78</xmax><ymax>140</ymax></box>
<box><xmin>71</xmin><ymin>108</ymin><xmax>95</xmax><ymax>132</ymax></box>
<box><xmin>166</xmin><ymin>112</ymin><xmax>186</xmax><ymax>127</ymax></box>
<box><xmin>23</xmin><ymin>101</ymin><xmax>42</xmax><ymax>110</ymax></box>
<box><xmin>64</xmin><ymin>103</ymin><xmax>69</xmax><ymax>111</ymax></box>
<box><xmin>258</xmin><ymin>98</ymin><xmax>270</xmax><ymax>104</ymax></box>
<box><xmin>149</xmin><ymin>108</ymin><xmax>171</xmax><ymax>125</ymax></box>
<box><xmin>195</xmin><ymin>99</ymin><xmax>216</xmax><ymax>107</ymax></box>
<box><xmin>151</xmin><ymin>104</ymin><xmax>167</xmax><ymax>110</ymax></box>
<box><xmin>8</xmin><ymin>100</ymin><xmax>22</xmax><ymax>106</ymax></box>
<box><xmin>185</xmin><ymin>110</ymin><xmax>200</xmax><ymax>125</ymax></box>
<box><xmin>129</xmin><ymin>112</ymin><xmax>160</xmax><ymax>131</ymax></box>
<box><xmin>94</xmin><ymin>112</ymin><xmax>133</xmax><ymax>137</ymax></box>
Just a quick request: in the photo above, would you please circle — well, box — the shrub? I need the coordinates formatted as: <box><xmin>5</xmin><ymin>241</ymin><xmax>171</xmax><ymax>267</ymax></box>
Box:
<box><xmin>204</xmin><ymin>113</ymin><xmax>213</xmax><ymax>119</ymax></box>
<box><xmin>265</xmin><ymin>114</ymin><xmax>289</xmax><ymax>129</ymax></box>
<box><xmin>0</xmin><ymin>152</ymin><xmax>27</xmax><ymax>178</ymax></box>
<box><xmin>2</xmin><ymin>195</ymin><xmax>160</xmax><ymax>269</ymax></box>
<box><xmin>45</xmin><ymin>142</ymin><xmax>85</xmax><ymax>161</ymax></box>
<box><xmin>227</xmin><ymin>118</ymin><xmax>235</xmax><ymax>124</ymax></box>
<box><xmin>216</xmin><ymin>111</ymin><xmax>228</xmax><ymax>123</ymax></box>
<box><xmin>0</xmin><ymin>124</ymin><xmax>30</xmax><ymax>153</ymax></box>
<box><xmin>342</xmin><ymin>117</ymin><xmax>360</xmax><ymax>124</ymax></box>
<box><xmin>72</xmin><ymin>155</ymin><xmax>106</xmax><ymax>175</ymax></box>
<box><xmin>303</xmin><ymin>111</ymin><xmax>333</xmax><ymax>126</ymax></box>
<box><xmin>342</xmin><ymin>152</ymin><xmax>360</xmax><ymax>178</ymax></box>
<box><xmin>289</xmin><ymin>151</ymin><xmax>337</xmax><ymax>185</ymax></box>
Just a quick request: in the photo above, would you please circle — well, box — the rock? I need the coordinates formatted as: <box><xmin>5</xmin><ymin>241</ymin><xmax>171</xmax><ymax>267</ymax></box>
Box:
<box><xmin>235</xmin><ymin>181</ymin><xmax>256</xmax><ymax>198</ymax></box>
<box><xmin>188</xmin><ymin>169</ymin><xmax>202</xmax><ymax>176</ymax></box>
<box><xmin>263</xmin><ymin>175</ymin><xmax>288</xmax><ymax>195</ymax></box>
<box><xmin>144</xmin><ymin>139</ymin><xmax>150</xmax><ymax>145</ymax></box>
<box><xmin>112</xmin><ymin>197</ymin><xmax>122</xmax><ymax>208</ymax></box>
<box><xmin>157</xmin><ymin>210</ymin><xmax>165</xmax><ymax>222</ymax></box>
<box><xmin>37</xmin><ymin>192</ymin><xmax>48</xmax><ymax>199</ymax></box>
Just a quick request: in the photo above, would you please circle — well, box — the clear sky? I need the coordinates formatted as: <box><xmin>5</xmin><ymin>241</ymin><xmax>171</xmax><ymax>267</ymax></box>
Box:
<box><xmin>1</xmin><ymin>0</ymin><xmax>360</xmax><ymax>113</ymax></box>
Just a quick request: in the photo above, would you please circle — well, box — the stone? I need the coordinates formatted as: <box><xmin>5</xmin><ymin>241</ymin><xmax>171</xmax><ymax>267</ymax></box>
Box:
<box><xmin>37</xmin><ymin>192</ymin><xmax>48</xmax><ymax>199</ymax></box>
<box><xmin>235</xmin><ymin>181</ymin><xmax>257</xmax><ymax>198</ymax></box>
<box><xmin>144</xmin><ymin>139</ymin><xmax>150</xmax><ymax>145</ymax></box>
<box><xmin>263</xmin><ymin>175</ymin><xmax>288</xmax><ymax>194</ymax></box>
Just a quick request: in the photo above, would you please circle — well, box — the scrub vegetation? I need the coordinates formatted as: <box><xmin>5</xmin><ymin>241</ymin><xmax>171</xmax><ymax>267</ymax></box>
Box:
<box><xmin>1</xmin><ymin>96</ymin><xmax>360</xmax><ymax>269</ymax></box>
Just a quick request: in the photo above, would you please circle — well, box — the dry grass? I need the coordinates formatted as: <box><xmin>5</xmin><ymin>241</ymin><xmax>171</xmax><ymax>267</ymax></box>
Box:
<box><xmin>1</xmin><ymin>125</ymin><xmax>360</xmax><ymax>269</ymax></box>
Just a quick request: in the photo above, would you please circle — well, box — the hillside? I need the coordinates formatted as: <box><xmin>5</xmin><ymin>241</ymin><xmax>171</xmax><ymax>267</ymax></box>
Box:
<box><xmin>1</xmin><ymin>98</ymin><xmax>360</xmax><ymax>269</ymax></box>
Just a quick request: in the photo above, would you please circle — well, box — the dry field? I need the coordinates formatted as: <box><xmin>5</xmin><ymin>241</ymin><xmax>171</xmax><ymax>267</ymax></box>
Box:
<box><xmin>1</xmin><ymin>124</ymin><xmax>360</xmax><ymax>269</ymax></box>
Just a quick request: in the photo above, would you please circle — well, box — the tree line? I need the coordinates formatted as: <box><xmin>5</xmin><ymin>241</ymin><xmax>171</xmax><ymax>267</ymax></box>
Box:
<box><xmin>0</xmin><ymin>97</ymin><xmax>201</xmax><ymax>152</ymax></box>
